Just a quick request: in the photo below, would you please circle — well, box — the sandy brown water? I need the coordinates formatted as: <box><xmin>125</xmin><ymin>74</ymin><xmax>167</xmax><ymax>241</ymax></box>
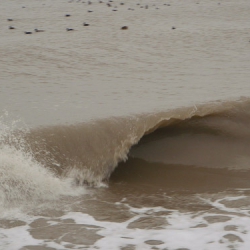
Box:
<box><xmin>1</xmin><ymin>0</ymin><xmax>250</xmax><ymax>249</ymax></box>
<box><xmin>1</xmin><ymin>0</ymin><xmax>250</xmax><ymax>126</ymax></box>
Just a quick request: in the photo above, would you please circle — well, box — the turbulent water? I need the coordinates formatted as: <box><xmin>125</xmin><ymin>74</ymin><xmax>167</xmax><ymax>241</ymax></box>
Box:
<box><xmin>1</xmin><ymin>0</ymin><xmax>250</xmax><ymax>249</ymax></box>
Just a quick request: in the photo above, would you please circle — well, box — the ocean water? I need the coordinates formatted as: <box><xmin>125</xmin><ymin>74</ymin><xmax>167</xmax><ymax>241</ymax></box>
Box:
<box><xmin>1</xmin><ymin>0</ymin><xmax>250</xmax><ymax>249</ymax></box>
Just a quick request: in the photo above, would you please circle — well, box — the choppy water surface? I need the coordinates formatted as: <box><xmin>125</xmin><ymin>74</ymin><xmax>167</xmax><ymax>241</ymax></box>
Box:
<box><xmin>1</xmin><ymin>0</ymin><xmax>250</xmax><ymax>249</ymax></box>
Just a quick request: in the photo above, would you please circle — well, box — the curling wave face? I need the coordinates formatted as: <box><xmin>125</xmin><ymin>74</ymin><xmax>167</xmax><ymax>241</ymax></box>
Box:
<box><xmin>0</xmin><ymin>97</ymin><xmax>250</xmax><ymax>209</ymax></box>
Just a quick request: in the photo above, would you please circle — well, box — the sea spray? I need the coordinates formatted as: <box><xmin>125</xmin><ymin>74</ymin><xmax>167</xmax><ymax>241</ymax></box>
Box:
<box><xmin>0</xmin><ymin>114</ymin><xmax>85</xmax><ymax>211</ymax></box>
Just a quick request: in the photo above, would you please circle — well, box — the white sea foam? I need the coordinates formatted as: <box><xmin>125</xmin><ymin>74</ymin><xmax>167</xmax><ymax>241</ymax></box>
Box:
<box><xmin>56</xmin><ymin>195</ymin><xmax>250</xmax><ymax>250</ymax></box>
<box><xmin>1</xmin><ymin>188</ymin><xmax>250</xmax><ymax>250</ymax></box>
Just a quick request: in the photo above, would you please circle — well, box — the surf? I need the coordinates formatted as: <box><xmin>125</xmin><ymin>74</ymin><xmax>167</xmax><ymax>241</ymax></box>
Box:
<box><xmin>0</xmin><ymin>97</ymin><xmax>250</xmax><ymax>207</ymax></box>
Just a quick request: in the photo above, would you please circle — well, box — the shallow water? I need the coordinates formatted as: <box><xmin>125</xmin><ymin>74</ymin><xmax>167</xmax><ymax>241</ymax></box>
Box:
<box><xmin>1</xmin><ymin>0</ymin><xmax>250</xmax><ymax>249</ymax></box>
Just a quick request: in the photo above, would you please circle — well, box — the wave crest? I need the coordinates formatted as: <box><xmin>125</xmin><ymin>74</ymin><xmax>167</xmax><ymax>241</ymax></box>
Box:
<box><xmin>0</xmin><ymin>97</ymin><xmax>250</xmax><ymax>207</ymax></box>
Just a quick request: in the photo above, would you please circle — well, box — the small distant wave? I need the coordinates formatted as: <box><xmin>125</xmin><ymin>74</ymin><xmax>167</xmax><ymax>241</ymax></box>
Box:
<box><xmin>0</xmin><ymin>97</ymin><xmax>250</xmax><ymax>207</ymax></box>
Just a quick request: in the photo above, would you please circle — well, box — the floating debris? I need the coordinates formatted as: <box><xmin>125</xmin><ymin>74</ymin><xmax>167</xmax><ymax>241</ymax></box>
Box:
<box><xmin>34</xmin><ymin>28</ymin><xmax>45</xmax><ymax>32</ymax></box>
<box><xmin>121</xmin><ymin>26</ymin><xmax>128</xmax><ymax>30</ymax></box>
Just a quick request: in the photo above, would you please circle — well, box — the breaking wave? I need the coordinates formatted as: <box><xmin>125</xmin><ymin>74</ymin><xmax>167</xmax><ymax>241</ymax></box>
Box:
<box><xmin>1</xmin><ymin>97</ymin><xmax>250</xmax><ymax>207</ymax></box>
